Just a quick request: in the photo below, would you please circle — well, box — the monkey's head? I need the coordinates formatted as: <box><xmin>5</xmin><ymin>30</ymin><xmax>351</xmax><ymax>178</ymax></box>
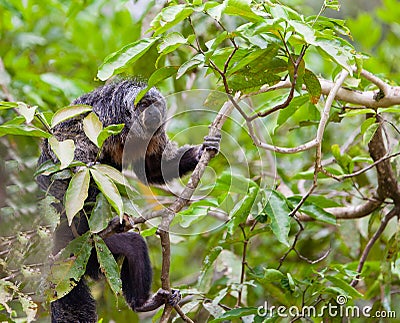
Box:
<box><xmin>127</xmin><ymin>87</ymin><xmax>167</xmax><ymax>139</ymax></box>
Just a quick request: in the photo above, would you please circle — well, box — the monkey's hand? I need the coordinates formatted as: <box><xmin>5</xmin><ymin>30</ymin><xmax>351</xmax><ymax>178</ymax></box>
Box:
<box><xmin>198</xmin><ymin>134</ymin><xmax>221</xmax><ymax>158</ymax></box>
<box><xmin>134</xmin><ymin>289</ymin><xmax>181</xmax><ymax>312</ymax></box>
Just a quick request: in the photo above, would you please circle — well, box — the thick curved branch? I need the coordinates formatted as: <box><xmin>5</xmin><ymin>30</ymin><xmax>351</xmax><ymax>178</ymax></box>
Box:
<box><xmin>245</xmin><ymin>70</ymin><xmax>400</xmax><ymax>108</ymax></box>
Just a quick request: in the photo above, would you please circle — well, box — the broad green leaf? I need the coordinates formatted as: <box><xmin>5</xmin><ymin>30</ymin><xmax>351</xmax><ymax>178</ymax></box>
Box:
<box><xmin>97</xmin><ymin>38</ymin><xmax>158</xmax><ymax>81</ymax></box>
<box><xmin>228</xmin><ymin>72</ymin><xmax>281</xmax><ymax>93</ymax></box>
<box><xmin>90</xmin><ymin>168</ymin><xmax>123</xmax><ymax>219</ymax></box>
<box><xmin>363</xmin><ymin>122</ymin><xmax>379</xmax><ymax>145</ymax></box>
<box><xmin>157</xmin><ymin>32</ymin><xmax>188</xmax><ymax>54</ymax></box>
<box><xmin>141</xmin><ymin>226</ymin><xmax>157</xmax><ymax>237</ymax></box>
<box><xmin>51</xmin><ymin>105</ymin><xmax>92</xmax><ymax>128</ymax></box>
<box><xmin>198</xmin><ymin>246</ymin><xmax>223</xmax><ymax>287</ymax></box>
<box><xmin>257</xmin><ymin>190</ymin><xmax>291</xmax><ymax>247</ymax></box>
<box><xmin>276</xmin><ymin>94</ymin><xmax>309</xmax><ymax>129</ymax></box>
<box><xmin>214</xmin><ymin>172</ymin><xmax>256</xmax><ymax>194</ymax></box>
<box><xmin>377</xmin><ymin>106</ymin><xmax>400</xmax><ymax>114</ymax></box>
<box><xmin>65</xmin><ymin>168</ymin><xmax>90</xmax><ymax>225</ymax></box>
<box><xmin>94</xmin><ymin>235</ymin><xmax>122</xmax><ymax>296</ymax></box>
<box><xmin>0</xmin><ymin>124</ymin><xmax>51</xmax><ymax>138</ymax></box>
<box><xmin>304</xmin><ymin>69</ymin><xmax>321</xmax><ymax>104</ymax></box>
<box><xmin>206</xmin><ymin>3</ymin><xmax>225</xmax><ymax>21</ymax></box>
<box><xmin>16</xmin><ymin>102</ymin><xmax>37</xmax><ymax>123</ymax></box>
<box><xmin>47</xmin><ymin>232</ymin><xmax>92</xmax><ymax>301</ymax></box>
<box><xmin>209</xmin><ymin>307</ymin><xmax>259</xmax><ymax>322</ymax></box>
<box><xmin>150</xmin><ymin>5</ymin><xmax>194</xmax><ymax>36</ymax></box>
<box><xmin>177</xmin><ymin>54</ymin><xmax>204</xmax><ymax>79</ymax></box>
<box><xmin>83</xmin><ymin>112</ymin><xmax>103</xmax><ymax>147</ymax></box>
<box><xmin>92</xmin><ymin>164</ymin><xmax>127</xmax><ymax>187</ymax></box>
<box><xmin>224</xmin><ymin>0</ymin><xmax>263</xmax><ymax>22</ymax></box>
<box><xmin>227</xmin><ymin>185</ymin><xmax>259</xmax><ymax>235</ymax></box>
<box><xmin>135</xmin><ymin>66</ymin><xmax>178</xmax><ymax>104</ymax></box>
<box><xmin>291</xmin><ymin>195</ymin><xmax>340</xmax><ymax>208</ymax></box>
<box><xmin>48</xmin><ymin>137</ymin><xmax>75</xmax><ymax>169</ymax></box>
<box><xmin>361</xmin><ymin>117</ymin><xmax>376</xmax><ymax>134</ymax></box>
<box><xmin>331</xmin><ymin>144</ymin><xmax>353</xmax><ymax>173</ymax></box>
<box><xmin>315</xmin><ymin>38</ymin><xmax>354</xmax><ymax>73</ymax></box>
<box><xmin>227</xmin><ymin>46</ymin><xmax>279</xmax><ymax>76</ymax></box>
<box><xmin>287</xmin><ymin>21</ymin><xmax>316</xmax><ymax>44</ymax></box>
<box><xmin>326</xmin><ymin>276</ymin><xmax>363</xmax><ymax>298</ymax></box>
<box><xmin>89</xmin><ymin>193</ymin><xmax>113</xmax><ymax>233</ymax></box>
<box><xmin>287</xmin><ymin>196</ymin><xmax>336</xmax><ymax>225</ymax></box>
<box><xmin>97</xmin><ymin>123</ymin><xmax>125</xmax><ymax>148</ymax></box>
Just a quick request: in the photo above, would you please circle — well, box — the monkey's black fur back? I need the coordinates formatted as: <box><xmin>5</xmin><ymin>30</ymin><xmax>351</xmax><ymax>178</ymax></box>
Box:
<box><xmin>37</xmin><ymin>80</ymin><xmax>203</xmax><ymax>322</ymax></box>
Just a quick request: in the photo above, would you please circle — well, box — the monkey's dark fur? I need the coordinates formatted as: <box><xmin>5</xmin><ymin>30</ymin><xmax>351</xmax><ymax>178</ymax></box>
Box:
<box><xmin>36</xmin><ymin>80</ymin><xmax>219</xmax><ymax>322</ymax></box>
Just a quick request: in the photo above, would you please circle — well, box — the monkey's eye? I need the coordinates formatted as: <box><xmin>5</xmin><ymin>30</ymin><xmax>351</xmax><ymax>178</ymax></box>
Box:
<box><xmin>135</xmin><ymin>100</ymin><xmax>149</xmax><ymax>112</ymax></box>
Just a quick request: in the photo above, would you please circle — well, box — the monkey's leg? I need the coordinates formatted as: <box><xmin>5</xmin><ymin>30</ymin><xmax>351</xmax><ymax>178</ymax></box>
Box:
<box><xmin>103</xmin><ymin>232</ymin><xmax>153</xmax><ymax>310</ymax></box>
<box><xmin>51</xmin><ymin>279</ymin><xmax>97</xmax><ymax>323</ymax></box>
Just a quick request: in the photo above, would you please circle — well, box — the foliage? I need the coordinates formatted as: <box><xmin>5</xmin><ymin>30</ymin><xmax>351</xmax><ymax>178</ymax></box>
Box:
<box><xmin>1</xmin><ymin>0</ymin><xmax>400</xmax><ymax>322</ymax></box>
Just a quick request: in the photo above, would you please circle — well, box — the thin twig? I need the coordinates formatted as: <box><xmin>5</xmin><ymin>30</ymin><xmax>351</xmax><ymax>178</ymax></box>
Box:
<box><xmin>350</xmin><ymin>207</ymin><xmax>399</xmax><ymax>287</ymax></box>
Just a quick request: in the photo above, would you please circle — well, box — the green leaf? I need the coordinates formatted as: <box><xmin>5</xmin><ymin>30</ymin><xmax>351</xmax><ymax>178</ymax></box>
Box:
<box><xmin>51</xmin><ymin>105</ymin><xmax>92</xmax><ymax>128</ymax></box>
<box><xmin>157</xmin><ymin>32</ymin><xmax>188</xmax><ymax>54</ymax></box>
<box><xmin>94</xmin><ymin>235</ymin><xmax>122</xmax><ymax>296</ymax></box>
<box><xmin>65</xmin><ymin>168</ymin><xmax>90</xmax><ymax>225</ymax></box>
<box><xmin>257</xmin><ymin>190</ymin><xmax>291</xmax><ymax>247</ymax></box>
<box><xmin>361</xmin><ymin>117</ymin><xmax>376</xmax><ymax>134</ymax></box>
<box><xmin>228</xmin><ymin>72</ymin><xmax>281</xmax><ymax>93</ymax></box>
<box><xmin>287</xmin><ymin>20</ymin><xmax>316</xmax><ymax>44</ymax></box>
<box><xmin>97</xmin><ymin>124</ymin><xmax>125</xmax><ymax>148</ymax></box>
<box><xmin>224</xmin><ymin>0</ymin><xmax>263</xmax><ymax>22</ymax></box>
<box><xmin>0</xmin><ymin>124</ymin><xmax>51</xmax><ymax>138</ymax></box>
<box><xmin>89</xmin><ymin>193</ymin><xmax>113</xmax><ymax>233</ymax></box>
<box><xmin>209</xmin><ymin>307</ymin><xmax>259</xmax><ymax>322</ymax></box>
<box><xmin>150</xmin><ymin>5</ymin><xmax>194</xmax><ymax>36</ymax></box>
<box><xmin>47</xmin><ymin>232</ymin><xmax>92</xmax><ymax>301</ymax></box>
<box><xmin>227</xmin><ymin>185</ymin><xmax>259</xmax><ymax>235</ymax></box>
<box><xmin>97</xmin><ymin>38</ymin><xmax>158</xmax><ymax>81</ymax></box>
<box><xmin>0</xmin><ymin>101</ymin><xmax>18</xmax><ymax>109</ymax></box>
<box><xmin>287</xmin><ymin>196</ymin><xmax>336</xmax><ymax>225</ymax></box>
<box><xmin>92</xmin><ymin>164</ymin><xmax>128</xmax><ymax>187</ymax></box>
<box><xmin>363</xmin><ymin>122</ymin><xmax>379</xmax><ymax>145</ymax></box>
<box><xmin>141</xmin><ymin>226</ymin><xmax>158</xmax><ymax>237</ymax></box>
<box><xmin>324</xmin><ymin>0</ymin><xmax>340</xmax><ymax>11</ymax></box>
<box><xmin>304</xmin><ymin>69</ymin><xmax>321</xmax><ymax>104</ymax></box>
<box><xmin>214</xmin><ymin>172</ymin><xmax>257</xmax><ymax>194</ymax></box>
<box><xmin>198</xmin><ymin>246</ymin><xmax>223</xmax><ymax>287</ymax></box>
<box><xmin>90</xmin><ymin>168</ymin><xmax>123</xmax><ymax>219</ymax></box>
<box><xmin>177</xmin><ymin>54</ymin><xmax>204</xmax><ymax>79</ymax></box>
<box><xmin>326</xmin><ymin>275</ymin><xmax>363</xmax><ymax>298</ymax></box>
<box><xmin>135</xmin><ymin>66</ymin><xmax>177</xmax><ymax>104</ymax></box>
<box><xmin>290</xmin><ymin>195</ymin><xmax>340</xmax><ymax>208</ymax></box>
<box><xmin>48</xmin><ymin>137</ymin><xmax>76</xmax><ymax>169</ymax></box>
<box><xmin>377</xmin><ymin>106</ymin><xmax>400</xmax><ymax>114</ymax></box>
<box><xmin>83</xmin><ymin>112</ymin><xmax>103</xmax><ymax>148</ymax></box>
<box><xmin>16</xmin><ymin>102</ymin><xmax>37</xmax><ymax>123</ymax></box>
<box><xmin>340</xmin><ymin>108</ymin><xmax>376</xmax><ymax>117</ymax></box>
<box><xmin>315</xmin><ymin>38</ymin><xmax>354</xmax><ymax>73</ymax></box>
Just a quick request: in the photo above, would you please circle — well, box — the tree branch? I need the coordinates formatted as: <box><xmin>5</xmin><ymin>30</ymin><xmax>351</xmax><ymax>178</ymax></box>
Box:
<box><xmin>159</xmin><ymin>99</ymin><xmax>235</xmax><ymax>322</ymax></box>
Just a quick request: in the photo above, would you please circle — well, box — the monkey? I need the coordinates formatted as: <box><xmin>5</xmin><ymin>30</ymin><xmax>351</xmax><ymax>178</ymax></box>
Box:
<box><xmin>36</xmin><ymin>79</ymin><xmax>220</xmax><ymax>322</ymax></box>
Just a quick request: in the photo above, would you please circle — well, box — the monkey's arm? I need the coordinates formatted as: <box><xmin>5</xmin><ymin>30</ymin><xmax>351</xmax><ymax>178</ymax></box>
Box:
<box><xmin>142</xmin><ymin>135</ymin><xmax>221</xmax><ymax>185</ymax></box>
<box><xmin>134</xmin><ymin>289</ymin><xmax>181</xmax><ymax>312</ymax></box>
